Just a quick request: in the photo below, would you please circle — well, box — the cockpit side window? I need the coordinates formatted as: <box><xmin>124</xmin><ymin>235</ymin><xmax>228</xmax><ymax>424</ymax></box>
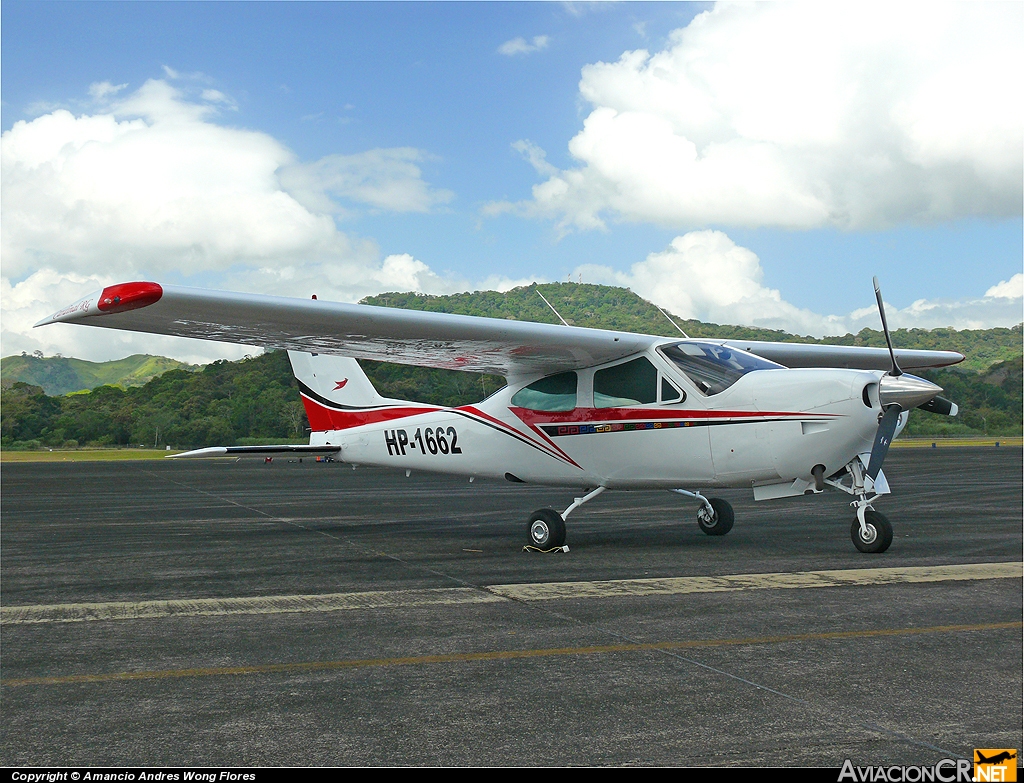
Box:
<box><xmin>659</xmin><ymin>342</ymin><xmax>782</xmax><ymax>396</ymax></box>
<box><xmin>594</xmin><ymin>357</ymin><xmax>658</xmax><ymax>407</ymax></box>
<box><xmin>661</xmin><ymin>377</ymin><xmax>683</xmax><ymax>403</ymax></box>
<box><xmin>510</xmin><ymin>371</ymin><xmax>578</xmax><ymax>411</ymax></box>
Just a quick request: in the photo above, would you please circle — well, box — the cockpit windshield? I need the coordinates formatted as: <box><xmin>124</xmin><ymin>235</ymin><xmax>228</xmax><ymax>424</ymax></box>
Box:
<box><xmin>659</xmin><ymin>342</ymin><xmax>783</xmax><ymax>396</ymax></box>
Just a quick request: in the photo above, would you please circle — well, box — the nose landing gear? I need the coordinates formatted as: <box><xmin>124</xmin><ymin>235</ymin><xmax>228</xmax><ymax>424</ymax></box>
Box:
<box><xmin>851</xmin><ymin>506</ymin><xmax>893</xmax><ymax>554</ymax></box>
<box><xmin>824</xmin><ymin>456</ymin><xmax>895</xmax><ymax>553</ymax></box>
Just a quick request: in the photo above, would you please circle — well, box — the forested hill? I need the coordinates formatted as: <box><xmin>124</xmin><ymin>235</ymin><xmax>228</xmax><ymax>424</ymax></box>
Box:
<box><xmin>1</xmin><ymin>283</ymin><xmax>1020</xmax><ymax>449</ymax></box>
<box><xmin>363</xmin><ymin>283</ymin><xmax>1022</xmax><ymax>373</ymax></box>
<box><xmin>1</xmin><ymin>353</ymin><xmax>198</xmax><ymax>396</ymax></box>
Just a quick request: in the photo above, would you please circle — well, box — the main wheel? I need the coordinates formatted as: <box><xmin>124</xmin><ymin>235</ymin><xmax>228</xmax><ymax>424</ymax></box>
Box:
<box><xmin>528</xmin><ymin>509</ymin><xmax>566</xmax><ymax>549</ymax></box>
<box><xmin>697</xmin><ymin>498</ymin><xmax>734</xmax><ymax>536</ymax></box>
<box><xmin>851</xmin><ymin>510</ymin><xmax>893</xmax><ymax>553</ymax></box>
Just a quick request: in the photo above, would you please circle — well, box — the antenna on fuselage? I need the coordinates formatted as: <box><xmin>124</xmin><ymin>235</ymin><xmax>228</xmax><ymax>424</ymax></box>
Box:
<box><xmin>654</xmin><ymin>304</ymin><xmax>689</xmax><ymax>338</ymax></box>
<box><xmin>536</xmin><ymin>287</ymin><xmax>570</xmax><ymax>327</ymax></box>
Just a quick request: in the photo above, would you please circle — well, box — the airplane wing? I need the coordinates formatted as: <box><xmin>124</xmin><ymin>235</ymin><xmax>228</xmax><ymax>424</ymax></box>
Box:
<box><xmin>36</xmin><ymin>281</ymin><xmax>965</xmax><ymax>377</ymax></box>
<box><xmin>715</xmin><ymin>340</ymin><xmax>964</xmax><ymax>371</ymax></box>
<box><xmin>35</xmin><ymin>282</ymin><xmax>651</xmax><ymax>379</ymax></box>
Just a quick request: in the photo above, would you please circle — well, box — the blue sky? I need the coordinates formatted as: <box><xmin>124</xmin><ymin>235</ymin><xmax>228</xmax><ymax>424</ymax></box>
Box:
<box><xmin>2</xmin><ymin>2</ymin><xmax>1021</xmax><ymax>362</ymax></box>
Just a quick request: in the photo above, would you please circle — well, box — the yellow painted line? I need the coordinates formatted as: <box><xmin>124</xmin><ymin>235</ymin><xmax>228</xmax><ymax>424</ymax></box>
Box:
<box><xmin>3</xmin><ymin>563</ymin><xmax>1019</xmax><ymax>626</ymax></box>
<box><xmin>0</xmin><ymin>588</ymin><xmax>504</xmax><ymax>625</ymax></box>
<box><xmin>3</xmin><ymin>621</ymin><xmax>1019</xmax><ymax>688</ymax></box>
<box><xmin>487</xmin><ymin>562</ymin><xmax>1023</xmax><ymax>602</ymax></box>
<box><xmin>892</xmin><ymin>438</ymin><xmax>1022</xmax><ymax>448</ymax></box>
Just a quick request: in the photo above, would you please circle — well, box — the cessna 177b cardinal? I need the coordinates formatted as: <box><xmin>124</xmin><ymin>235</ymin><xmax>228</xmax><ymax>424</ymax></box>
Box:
<box><xmin>38</xmin><ymin>278</ymin><xmax>962</xmax><ymax>553</ymax></box>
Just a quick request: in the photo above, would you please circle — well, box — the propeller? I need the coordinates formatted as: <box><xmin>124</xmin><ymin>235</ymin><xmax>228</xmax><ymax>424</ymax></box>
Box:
<box><xmin>865</xmin><ymin>277</ymin><xmax>947</xmax><ymax>481</ymax></box>
<box><xmin>873</xmin><ymin>276</ymin><xmax>902</xmax><ymax>378</ymax></box>
<box><xmin>866</xmin><ymin>405</ymin><xmax>901</xmax><ymax>480</ymax></box>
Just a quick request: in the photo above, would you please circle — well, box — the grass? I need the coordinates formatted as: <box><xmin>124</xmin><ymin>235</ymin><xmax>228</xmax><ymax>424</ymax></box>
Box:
<box><xmin>0</xmin><ymin>448</ymin><xmax>184</xmax><ymax>463</ymax></box>
<box><xmin>3</xmin><ymin>437</ymin><xmax>1020</xmax><ymax>463</ymax></box>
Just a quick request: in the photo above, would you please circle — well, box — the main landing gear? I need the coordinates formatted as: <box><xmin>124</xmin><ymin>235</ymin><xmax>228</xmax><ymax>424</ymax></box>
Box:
<box><xmin>526</xmin><ymin>487</ymin><xmax>738</xmax><ymax>550</ymax></box>
<box><xmin>526</xmin><ymin>487</ymin><xmax>606</xmax><ymax>549</ymax></box>
<box><xmin>671</xmin><ymin>489</ymin><xmax>734</xmax><ymax>537</ymax></box>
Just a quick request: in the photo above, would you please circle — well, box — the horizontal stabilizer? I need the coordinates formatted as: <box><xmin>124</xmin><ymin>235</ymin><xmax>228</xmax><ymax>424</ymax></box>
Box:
<box><xmin>168</xmin><ymin>445</ymin><xmax>341</xmax><ymax>459</ymax></box>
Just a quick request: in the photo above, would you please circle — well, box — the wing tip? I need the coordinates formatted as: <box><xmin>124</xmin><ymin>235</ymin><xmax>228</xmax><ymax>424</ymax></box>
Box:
<box><xmin>35</xmin><ymin>281</ymin><xmax>163</xmax><ymax>327</ymax></box>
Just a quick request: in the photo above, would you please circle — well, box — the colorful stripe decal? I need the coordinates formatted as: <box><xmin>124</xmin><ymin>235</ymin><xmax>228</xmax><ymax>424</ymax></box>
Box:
<box><xmin>510</xmin><ymin>406</ymin><xmax>838</xmax><ymax>425</ymax></box>
<box><xmin>539</xmin><ymin>417</ymin><xmax>814</xmax><ymax>437</ymax></box>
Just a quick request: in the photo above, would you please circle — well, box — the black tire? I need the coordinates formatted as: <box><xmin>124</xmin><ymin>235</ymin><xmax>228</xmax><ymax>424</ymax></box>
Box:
<box><xmin>527</xmin><ymin>509</ymin><xmax>566</xmax><ymax>549</ymax></box>
<box><xmin>851</xmin><ymin>510</ymin><xmax>893</xmax><ymax>553</ymax></box>
<box><xmin>698</xmin><ymin>498</ymin><xmax>734</xmax><ymax>536</ymax></box>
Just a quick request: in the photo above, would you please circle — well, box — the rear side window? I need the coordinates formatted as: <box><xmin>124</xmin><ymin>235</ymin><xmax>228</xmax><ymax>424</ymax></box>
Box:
<box><xmin>511</xmin><ymin>372</ymin><xmax>578</xmax><ymax>411</ymax></box>
<box><xmin>594</xmin><ymin>357</ymin><xmax>658</xmax><ymax>407</ymax></box>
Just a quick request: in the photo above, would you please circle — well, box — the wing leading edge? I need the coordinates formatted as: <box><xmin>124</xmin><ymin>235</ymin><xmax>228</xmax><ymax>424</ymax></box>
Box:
<box><xmin>713</xmin><ymin>339</ymin><xmax>964</xmax><ymax>371</ymax></box>
<box><xmin>36</xmin><ymin>281</ymin><xmax>965</xmax><ymax>377</ymax></box>
<box><xmin>35</xmin><ymin>282</ymin><xmax>650</xmax><ymax>379</ymax></box>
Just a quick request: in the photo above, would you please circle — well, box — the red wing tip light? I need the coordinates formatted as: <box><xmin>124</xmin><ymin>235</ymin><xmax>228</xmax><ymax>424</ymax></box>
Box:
<box><xmin>35</xmin><ymin>281</ymin><xmax>163</xmax><ymax>327</ymax></box>
<box><xmin>97</xmin><ymin>282</ymin><xmax>163</xmax><ymax>313</ymax></box>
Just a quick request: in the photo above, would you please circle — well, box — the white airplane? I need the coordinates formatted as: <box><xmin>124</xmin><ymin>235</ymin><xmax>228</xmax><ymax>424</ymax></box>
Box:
<box><xmin>38</xmin><ymin>278</ymin><xmax>961</xmax><ymax>553</ymax></box>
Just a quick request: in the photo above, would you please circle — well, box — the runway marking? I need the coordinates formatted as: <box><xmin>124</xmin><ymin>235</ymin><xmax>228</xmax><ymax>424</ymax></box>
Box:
<box><xmin>2</xmin><ymin>562</ymin><xmax>1019</xmax><ymax>625</ymax></box>
<box><xmin>487</xmin><ymin>562</ymin><xmax>1024</xmax><ymax>601</ymax></box>
<box><xmin>2</xmin><ymin>621</ymin><xmax>1019</xmax><ymax>688</ymax></box>
<box><xmin>0</xmin><ymin>588</ymin><xmax>504</xmax><ymax>625</ymax></box>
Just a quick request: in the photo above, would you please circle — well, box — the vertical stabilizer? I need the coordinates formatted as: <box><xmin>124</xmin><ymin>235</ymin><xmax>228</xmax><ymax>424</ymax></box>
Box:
<box><xmin>289</xmin><ymin>351</ymin><xmax>422</xmax><ymax>431</ymax></box>
<box><xmin>288</xmin><ymin>351</ymin><xmax>386</xmax><ymax>408</ymax></box>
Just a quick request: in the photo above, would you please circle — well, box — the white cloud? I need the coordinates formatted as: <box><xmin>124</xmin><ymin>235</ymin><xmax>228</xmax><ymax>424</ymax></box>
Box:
<box><xmin>278</xmin><ymin>148</ymin><xmax>454</xmax><ymax>215</ymax></box>
<box><xmin>495</xmin><ymin>2</ymin><xmax>1023</xmax><ymax>232</ymax></box>
<box><xmin>0</xmin><ymin>79</ymin><xmax>477</xmax><ymax>363</ymax></box>
<box><xmin>88</xmin><ymin>81</ymin><xmax>128</xmax><ymax>101</ymax></box>
<box><xmin>1</xmin><ymin>269</ymin><xmax>253</xmax><ymax>364</ymax></box>
<box><xmin>577</xmin><ymin>230</ymin><xmax>1024</xmax><ymax>336</ymax></box>
<box><xmin>498</xmin><ymin>35</ymin><xmax>549</xmax><ymax>56</ymax></box>
<box><xmin>985</xmin><ymin>274</ymin><xmax>1024</xmax><ymax>300</ymax></box>
<box><xmin>200</xmin><ymin>89</ymin><xmax>237</xmax><ymax>110</ymax></box>
<box><xmin>511</xmin><ymin>139</ymin><xmax>558</xmax><ymax>177</ymax></box>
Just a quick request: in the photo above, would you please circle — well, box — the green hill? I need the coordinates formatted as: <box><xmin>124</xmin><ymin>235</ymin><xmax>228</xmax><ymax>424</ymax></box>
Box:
<box><xmin>1</xmin><ymin>353</ymin><xmax>198</xmax><ymax>396</ymax></box>
<box><xmin>1</xmin><ymin>282</ymin><xmax>1020</xmax><ymax>449</ymax></box>
<box><xmin>362</xmin><ymin>283</ymin><xmax>1022</xmax><ymax>373</ymax></box>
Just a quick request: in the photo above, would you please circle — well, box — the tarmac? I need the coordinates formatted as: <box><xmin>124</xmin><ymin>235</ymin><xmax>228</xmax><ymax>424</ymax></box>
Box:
<box><xmin>1</xmin><ymin>447</ymin><xmax>1021</xmax><ymax>766</ymax></box>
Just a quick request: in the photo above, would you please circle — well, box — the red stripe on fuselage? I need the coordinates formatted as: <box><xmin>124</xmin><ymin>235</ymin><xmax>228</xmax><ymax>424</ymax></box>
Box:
<box><xmin>456</xmin><ymin>405</ymin><xmax>583</xmax><ymax>469</ymax></box>
<box><xmin>300</xmin><ymin>394</ymin><xmax>438</xmax><ymax>431</ymax></box>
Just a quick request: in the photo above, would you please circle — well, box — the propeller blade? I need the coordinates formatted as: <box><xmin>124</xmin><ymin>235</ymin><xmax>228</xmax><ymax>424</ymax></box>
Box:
<box><xmin>866</xmin><ymin>405</ymin><xmax>902</xmax><ymax>480</ymax></box>
<box><xmin>918</xmin><ymin>395</ymin><xmax>958</xmax><ymax>416</ymax></box>
<box><xmin>873</xmin><ymin>276</ymin><xmax>902</xmax><ymax>377</ymax></box>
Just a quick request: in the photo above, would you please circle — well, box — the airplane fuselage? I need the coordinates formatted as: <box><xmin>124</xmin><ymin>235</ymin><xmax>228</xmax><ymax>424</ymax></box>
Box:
<box><xmin>309</xmin><ymin>349</ymin><xmax>898</xmax><ymax>493</ymax></box>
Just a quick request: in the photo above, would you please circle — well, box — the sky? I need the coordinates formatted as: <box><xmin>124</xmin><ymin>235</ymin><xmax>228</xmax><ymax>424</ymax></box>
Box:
<box><xmin>2</xmin><ymin>1</ymin><xmax>1022</xmax><ymax>364</ymax></box>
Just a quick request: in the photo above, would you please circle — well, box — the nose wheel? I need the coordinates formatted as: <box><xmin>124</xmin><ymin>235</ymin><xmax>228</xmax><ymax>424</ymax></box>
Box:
<box><xmin>851</xmin><ymin>509</ymin><xmax>893</xmax><ymax>553</ymax></box>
